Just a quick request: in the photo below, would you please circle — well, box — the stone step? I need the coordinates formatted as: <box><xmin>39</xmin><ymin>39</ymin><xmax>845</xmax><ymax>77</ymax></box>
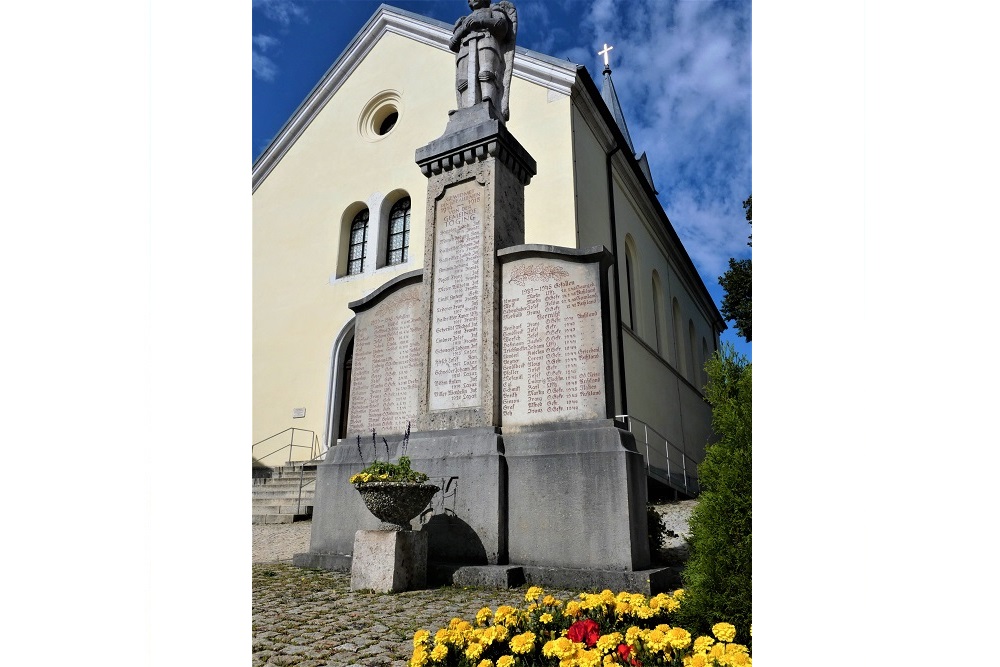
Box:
<box><xmin>252</xmin><ymin>478</ymin><xmax>317</xmax><ymax>489</ymax></box>
<box><xmin>251</xmin><ymin>488</ymin><xmax>317</xmax><ymax>498</ymax></box>
<box><xmin>252</xmin><ymin>503</ymin><xmax>314</xmax><ymax>515</ymax></box>
<box><xmin>251</xmin><ymin>513</ymin><xmax>312</xmax><ymax>525</ymax></box>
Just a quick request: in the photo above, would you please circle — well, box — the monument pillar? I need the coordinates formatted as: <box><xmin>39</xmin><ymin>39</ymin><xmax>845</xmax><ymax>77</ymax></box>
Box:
<box><xmin>414</xmin><ymin>102</ymin><xmax>536</xmax><ymax>431</ymax></box>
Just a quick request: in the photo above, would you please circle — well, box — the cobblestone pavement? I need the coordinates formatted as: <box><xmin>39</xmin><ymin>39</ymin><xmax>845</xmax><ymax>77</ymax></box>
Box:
<box><xmin>252</xmin><ymin>501</ymin><xmax>697</xmax><ymax>667</ymax></box>
<box><xmin>252</xmin><ymin>564</ymin><xmax>580</xmax><ymax>667</ymax></box>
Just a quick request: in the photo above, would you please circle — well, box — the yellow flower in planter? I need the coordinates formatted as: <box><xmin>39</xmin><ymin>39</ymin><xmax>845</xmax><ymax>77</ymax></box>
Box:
<box><xmin>565</xmin><ymin>601</ymin><xmax>581</xmax><ymax>617</ymax></box>
<box><xmin>684</xmin><ymin>654</ymin><xmax>708</xmax><ymax>667</ymax></box>
<box><xmin>542</xmin><ymin>595</ymin><xmax>559</xmax><ymax>607</ymax></box>
<box><xmin>624</xmin><ymin>627</ymin><xmax>641</xmax><ymax>646</ymax></box>
<box><xmin>510</xmin><ymin>631</ymin><xmax>536</xmax><ymax>654</ymax></box>
<box><xmin>430</xmin><ymin>644</ymin><xmax>448</xmax><ymax>662</ymax></box>
<box><xmin>539</xmin><ymin>613</ymin><xmax>554</xmax><ymax>624</ymax></box>
<box><xmin>496</xmin><ymin>655</ymin><xmax>515</xmax><ymax>667</ymax></box>
<box><xmin>577</xmin><ymin>648</ymin><xmax>602</xmax><ymax>667</ymax></box>
<box><xmin>478</xmin><ymin>660</ymin><xmax>494</xmax><ymax>667</ymax></box>
<box><xmin>525</xmin><ymin>586</ymin><xmax>544</xmax><ymax>602</ymax></box>
<box><xmin>712</xmin><ymin>623</ymin><xmax>737</xmax><ymax>643</ymax></box>
<box><xmin>433</xmin><ymin>629</ymin><xmax>449</xmax><ymax>646</ymax></box>
<box><xmin>413</xmin><ymin>630</ymin><xmax>430</xmax><ymax>648</ymax></box>
<box><xmin>476</xmin><ymin>607</ymin><xmax>492</xmax><ymax>626</ymax></box>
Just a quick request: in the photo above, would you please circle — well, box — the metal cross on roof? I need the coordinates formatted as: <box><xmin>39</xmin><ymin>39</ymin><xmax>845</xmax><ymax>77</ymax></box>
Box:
<box><xmin>598</xmin><ymin>43</ymin><xmax>614</xmax><ymax>68</ymax></box>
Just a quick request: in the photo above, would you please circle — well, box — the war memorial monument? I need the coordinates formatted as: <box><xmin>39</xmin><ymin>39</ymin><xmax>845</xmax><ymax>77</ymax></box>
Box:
<box><xmin>294</xmin><ymin>0</ymin><xmax>669</xmax><ymax>593</ymax></box>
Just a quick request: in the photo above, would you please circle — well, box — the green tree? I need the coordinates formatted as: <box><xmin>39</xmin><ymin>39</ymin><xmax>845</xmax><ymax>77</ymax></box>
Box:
<box><xmin>677</xmin><ymin>344</ymin><xmax>751</xmax><ymax>643</ymax></box>
<box><xmin>718</xmin><ymin>195</ymin><xmax>751</xmax><ymax>342</ymax></box>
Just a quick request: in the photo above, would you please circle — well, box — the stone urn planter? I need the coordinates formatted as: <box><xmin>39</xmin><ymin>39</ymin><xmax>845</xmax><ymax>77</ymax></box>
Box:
<box><xmin>356</xmin><ymin>482</ymin><xmax>440</xmax><ymax>531</ymax></box>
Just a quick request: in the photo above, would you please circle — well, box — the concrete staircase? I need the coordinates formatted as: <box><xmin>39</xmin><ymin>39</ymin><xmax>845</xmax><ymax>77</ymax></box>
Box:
<box><xmin>252</xmin><ymin>462</ymin><xmax>318</xmax><ymax>524</ymax></box>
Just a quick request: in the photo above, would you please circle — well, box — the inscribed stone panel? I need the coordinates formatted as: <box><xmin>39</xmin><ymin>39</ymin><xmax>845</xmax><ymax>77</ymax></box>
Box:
<box><xmin>501</xmin><ymin>258</ymin><xmax>606</xmax><ymax>426</ymax></box>
<box><xmin>347</xmin><ymin>284</ymin><xmax>423</xmax><ymax>435</ymax></box>
<box><xmin>428</xmin><ymin>180</ymin><xmax>485</xmax><ymax>411</ymax></box>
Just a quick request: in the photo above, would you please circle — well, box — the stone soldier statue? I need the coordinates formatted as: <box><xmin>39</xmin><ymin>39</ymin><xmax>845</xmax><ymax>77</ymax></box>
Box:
<box><xmin>449</xmin><ymin>0</ymin><xmax>517</xmax><ymax>122</ymax></box>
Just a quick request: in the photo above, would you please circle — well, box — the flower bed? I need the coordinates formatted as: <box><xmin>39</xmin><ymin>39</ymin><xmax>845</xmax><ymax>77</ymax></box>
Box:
<box><xmin>410</xmin><ymin>586</ymin><xmax>750</xmax><ymax>667</ymax></box>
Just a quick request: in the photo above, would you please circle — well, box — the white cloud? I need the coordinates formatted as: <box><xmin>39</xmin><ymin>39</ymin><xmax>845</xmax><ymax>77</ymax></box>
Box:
<box><xmin>567</xmin><ymin>0</ymin><xmax>752</xmax><ymax>286</ymax></box>
<box><xmin>253</xmin><ymin>34</ymin><xmax>279</xmax><ymax>52</ymax></box>
<box><xmin>253</xmin><ymin>0</ymin><xmax>308</xmax><ymax>27</ymax></box>
<box><xmin>253</xmin><ymin>51</ymin><xmax>279</xmax><ymax>82</ymax></box>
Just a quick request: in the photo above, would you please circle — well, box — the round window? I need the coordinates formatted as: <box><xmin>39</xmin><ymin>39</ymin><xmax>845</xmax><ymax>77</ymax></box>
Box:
<box><xmin>359</xmin><ymin>91</ymin><xmax>402</xmax><ymax>141</ymax></box>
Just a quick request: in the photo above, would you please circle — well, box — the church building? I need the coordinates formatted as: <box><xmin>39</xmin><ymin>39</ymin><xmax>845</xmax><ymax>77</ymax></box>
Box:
<box><xmin>252</xmin><ymin>4</ymin><xmax>726</xmax><ymax>500</ymax></box>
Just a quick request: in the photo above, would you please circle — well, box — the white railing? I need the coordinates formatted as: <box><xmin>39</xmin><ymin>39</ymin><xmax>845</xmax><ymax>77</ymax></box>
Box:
<box><xmin>616</xmin><ymin>415</ymin><xmax>700</xmax><ymax>496</ymax></box>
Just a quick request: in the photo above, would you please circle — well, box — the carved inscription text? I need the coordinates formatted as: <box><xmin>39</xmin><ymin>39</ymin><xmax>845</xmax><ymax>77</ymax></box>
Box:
<box><xmin>501</xmin><ymin>259</ymin><xmax>606</xmax><ymax>426</ymax></box>
<box><xmin>429</xmin><ymin>180</ymin><xmax>485</xmax><ymax>410</ymax></box>
<box><xmin>347</xmin><ymin>288</ymin><xmax>423</xmax><ymax>434</ymax></box>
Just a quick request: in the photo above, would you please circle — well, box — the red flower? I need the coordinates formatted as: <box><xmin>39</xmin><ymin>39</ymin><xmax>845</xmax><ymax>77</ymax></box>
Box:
<box><xmin>617</xmin><ymin>643</ymin><xmax>641</xmax><ymax>667</ymax></box>
<box><xmin>567</xmin><ymin>619</ymin><xmax>600</xmax><ymax>648</ymax></box>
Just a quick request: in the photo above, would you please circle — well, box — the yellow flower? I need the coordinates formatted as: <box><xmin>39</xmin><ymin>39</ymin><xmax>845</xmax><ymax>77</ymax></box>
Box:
<box><xmin>430</xmin><ymin>644</ymin><xmax>448</xmax><ymax>661</ymax></box>
<box><xmin>603</xmin><ymin>654</ymin><xmax>617</xmax><ymax>667</ymax></box>
<box><xmin>624</xmin><ymin>627</ymin><xmax>641</xmax><ymax>646</ymax></box>
<box><xmin>478</xmin><ymin>660</ymin><xmax>494</xmax><ymax>667</ymax></box>
<box><xmin>666</xmin><ymin>627</ymin><xmax>692</xmax><ymax>650</ymax></box>
<box><xmin>684</xmin><ymin>654</ymin><xmax>708</xmax><ymax>667</ymax></box>
<box><xmin>614</xmin><ymin>600</ymin><xmax>631</xmax><ymax>617</ymax></box>
<box><xmin>525</xmin><ymin>586</ymin><xmax>544</xmax><ymax>602</ymax></box>
<box><xmin>725</xmin><ymin>643</ymin><xmax>749</xmax><ymax>656</ymax></box>
<box><xmin>413</xmin><ymin>630</ymin><xmax>430</xmax><ymax>647</ymax></box>
<box><xmin>692</xmin><ymin>636</ymin><xmax>715</xmax><ymax>653</ymax></box>
<box><xmin>476</xmin><ymin>607</ymin><xmax>493</xmax><ymax>626</ymax></box>
<box><xmin>539</xmin><ymin>613</ymin><xmax>553</xmax><ymax>624</ymax></box>
<box><xmin>645</xmin><ymin>629</ymin><xmax>668</xmax><ymax>653</ymax></box>
<box><xmin>497</xmin><ymin>656</ymin><xmax>515</xmax><ymax>667</ymax></box>
<box><xmin>601</xmin><ymin>590</ymin><xmax>617</xmax><ymax>604</ymax></box>
<box><xmin>543</xmin><ymin>637</ymin><xmax>579</xmax><ymax>659</ymax></box>
<box><xmin>712</xmin><ymin>623</ymin><xmax>737</xmax><ymax>643</ymax></box>
<box><xmin>577</xmin><ymin>648</ymin><xmax>602</xmax><ymax>667</ymax></box>
<box><xmin>565</xmin><ymin>601</ymin><xmax>582</xmax><ymax>617</ymax></box>
<box><xmin>434</xmin><ymin>629</ymin><xmax>449</xmax><ymax>646</ymax></box>
<box><xmin>510</xmin><ymin>631</ymin><xmax>536</xmax><ymax>654</ymax></box>
<box><xmin>672</xmin><ymin>589</ymin><xmax>686</xmax><ymax>600</ymax></box>
<box><xmin>495</xmin><ymin>605</ymin><xmax>518</xmax><ymax>626</ymax></box>
<box><xmin>596</xmin><ymin>632</ymin><xmax>623</xmax><ymax>654</ymax></box>
<box><xmin>465</xmin><ymin>643</ymin><xmax>484</xmax><ymax>660</ymax></box>
<box><xmin>542</xmin><ymin>595</ymin><xmax>558</xmax><ymax>607</ymax></box>
<box><xmin>410</xmin><ymin>647</ymin><xmax>430</xmax><ymax>667</ymax></box>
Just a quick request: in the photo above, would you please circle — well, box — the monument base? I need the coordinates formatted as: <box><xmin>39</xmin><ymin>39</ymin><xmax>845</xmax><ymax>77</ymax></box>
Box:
<box><xmin>504</xmin><ymin>419</ymin><xmax>652</xmax><ymax>571</ymax></box>
<box><xmin>301</xmin><ymin>427</ymin><xmax>507</xmax><ymax>566</ymax></box>
<box><xmin>350</xmin><ymin>529</ymin><xmax>428</xmax><ymax>593</ymax></box>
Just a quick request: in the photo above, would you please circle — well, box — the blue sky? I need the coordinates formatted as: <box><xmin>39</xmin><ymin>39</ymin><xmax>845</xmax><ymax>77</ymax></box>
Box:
<box><xmin>253</xmin><ymin>0</ymin><xmax>752</xmax><ymax>359</ymax></box>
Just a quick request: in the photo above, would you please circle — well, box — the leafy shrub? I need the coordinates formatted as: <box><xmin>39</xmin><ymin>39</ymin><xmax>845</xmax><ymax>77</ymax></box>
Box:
<box><xmin>349</xmin><ymin>422</ymin><xmax>430</xmax><ymax>485</ymax></box>
<box><xmin>676</xmin><ymin>345</ymin><xmax>751</xmax><ymax>644</ymax></box>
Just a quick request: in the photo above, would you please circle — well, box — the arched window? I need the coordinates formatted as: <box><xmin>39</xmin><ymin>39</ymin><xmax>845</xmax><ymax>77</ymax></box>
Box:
<box><xmin>624</xmin><ymin>236</ymin><xmax>638</xmax><ymax>331</ymax></box>
<box><xmin>338</xmin><ymin>337</ymin><xmax>354</xmax><ymax>439</ymax></box>
<box><xmin>347</xmin><ymin>209</ymin><xmax>369</xmax><ymax>275</ymax></box>
<box><xmin>672</xmin><ymin>298</ymin><xmax>686</xmax><ymax>376</ymax></box>
<box><xmin>386</xmin><ymin>197</ymin><xmax>411</xmax><ymax>265</ymax></box>
<box><xmin>701</xmin><ymin>337</ymin><xmax>710</xmax><ymax>387</ymax></box>
<box><xmin>687</xmin><ymin>319</ymin><xmax>698</xmax><ymax>384</ymax></box>
<box><xmin>652</xmin><ymin>271</ymin><xmax>666</xmax><ymax>356</ymax></box>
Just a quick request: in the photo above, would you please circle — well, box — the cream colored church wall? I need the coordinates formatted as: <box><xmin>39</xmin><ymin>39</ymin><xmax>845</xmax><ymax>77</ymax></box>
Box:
<box><xmin>609</xmin><ymin>168</ymin><xmax>717</xmax><ymax>468</ymax></box>
<box><xmin>254</xmin><ymin>32</ymin><xmax>580</xmax><ymax>461</ymax></box>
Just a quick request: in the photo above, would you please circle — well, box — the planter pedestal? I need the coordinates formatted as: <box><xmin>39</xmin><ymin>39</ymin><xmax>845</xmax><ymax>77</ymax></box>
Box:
<box><xmin>350</xmin><ymin>529</ymin><xmax>428</xmax><ymax>593</ymax></box>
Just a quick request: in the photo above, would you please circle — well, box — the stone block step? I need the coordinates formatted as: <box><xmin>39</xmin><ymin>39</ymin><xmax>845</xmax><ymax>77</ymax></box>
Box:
<box><xmin>251</xmin><ymin>488</ymin><xmax>317</xmax><ymax>499</ymax></box>
<box><xmin>252</xmin><ymin>503</ymin><xmax>314</xmax><ymax>515</ymax></box>
<box><xmin>251</xmin><ymin>513</ymin><xmax>312</xmax><ymax>525</ymax></box>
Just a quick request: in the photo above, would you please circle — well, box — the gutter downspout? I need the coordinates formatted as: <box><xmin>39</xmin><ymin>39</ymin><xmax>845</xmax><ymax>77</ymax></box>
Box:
<box><xmin>606</xmin><ymin>145</ymin><xmax>628</xmax><ymax>418</ymax></box>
